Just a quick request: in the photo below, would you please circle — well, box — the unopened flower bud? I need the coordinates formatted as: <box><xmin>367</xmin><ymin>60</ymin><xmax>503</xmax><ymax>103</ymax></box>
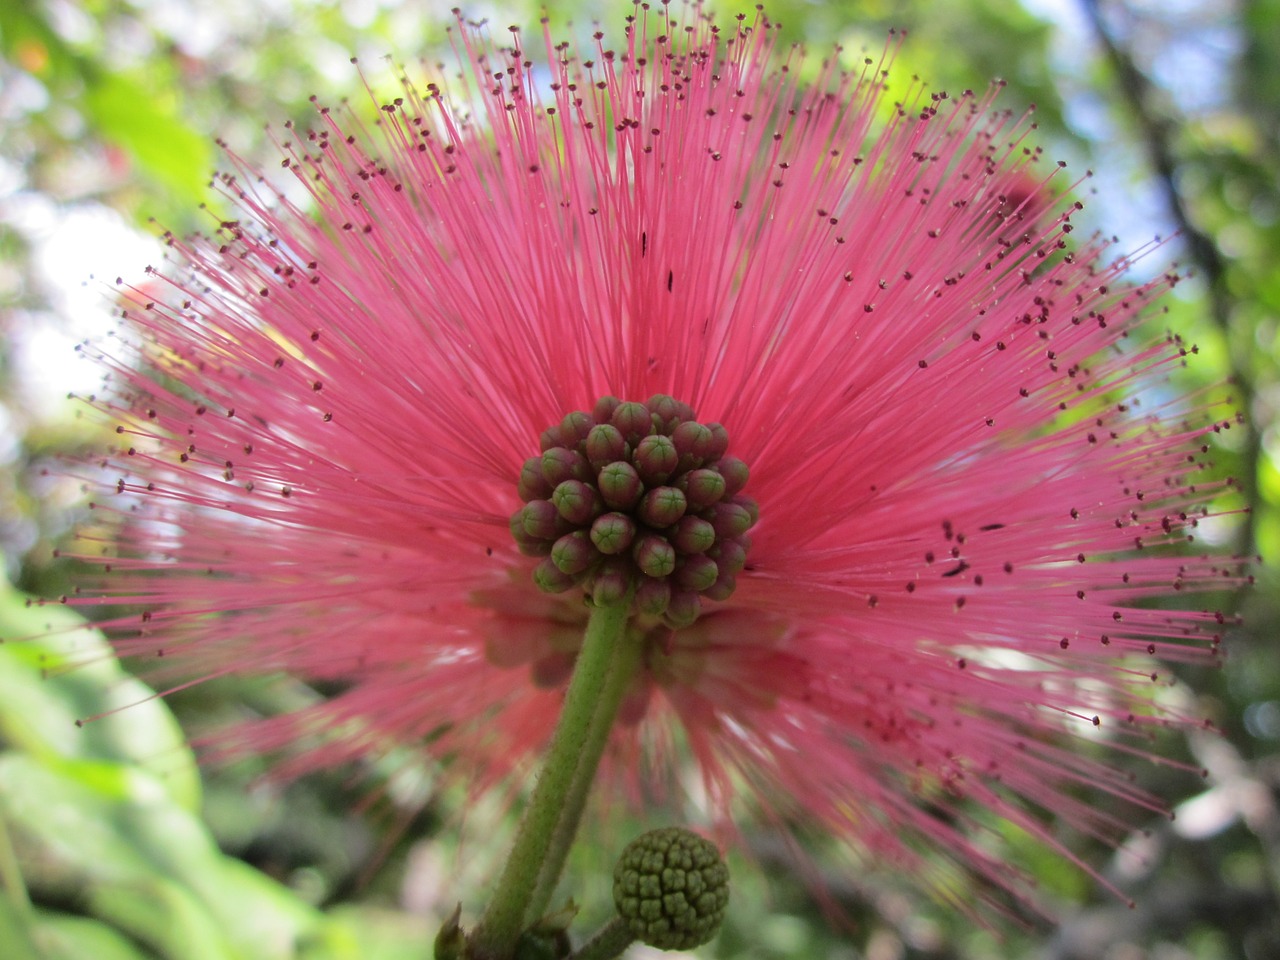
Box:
<box><xmin>613</xmin><ymin>827</ymin><xmax>729</xmax><ymax>951</ymax></box>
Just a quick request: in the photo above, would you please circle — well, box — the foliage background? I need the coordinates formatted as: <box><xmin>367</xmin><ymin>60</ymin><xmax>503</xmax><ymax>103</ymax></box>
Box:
<box><xmin>1</xmin><ymin>0</ymin><xmax>1278</xmax><ymax>957</ymax></box>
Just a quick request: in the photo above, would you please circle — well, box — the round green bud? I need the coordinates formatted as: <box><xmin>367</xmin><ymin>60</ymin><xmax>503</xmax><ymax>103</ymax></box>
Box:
<box><xmin>532</xmin><ymin>556</ymin><xmax>576</xmax><ymax>594</ymax></box>
<box><xmin>671</xmin><ymin>420</ymin><xmax>711</xmax><ymax>468</ymax></box>
<box><xmin>551</xmin><ymin>479</ymin><xmax>601</xmax><ymax>525</ymax></box>
<box><xmin>585</xmin><ymin>423</ymin><xmax>627</xmax><ymax>469</ymax></box>
<box><xmin>598</xmin><ymin>461</ymin><xmax>643</xmax><ymax>510</ymax></box>
<box><xmin>634</xmin><ymin>434</ymin><xmax>678</xmax><ymax>484</ymax></box>
<box><xmin>521</xmin><ymin>500</ymin><xmax>564</xmax><ymax>541</ymax></box>
<box><xmin>551</xmin><ymin>531</ymin><xmax>598</xmax><ymax>576</ymax></box>
<box><xmin>664</xmin><ymin>591</ymin><xmax>702</xmax><ymax>628</ymax></box>
<box><xmin>671</xmin><ymin>515</ymin><xmax>716</xmax><ymax>555</ymax></box>
<box><xmin>675</xmin><ymin>554</ymin><xmax>718</xmax><ymax>593</ymax></box>
<box><xmin>705</xmin><ymin>423</ymin><xmax>730</xmax><ymax>461</ymax></box>
<box><xmin>633</xmin><ymin>535</ymin><xmax>676</xmax><ymax>579</ymax></box>
<box><xmin>682</xmin><ymin>468</ymin><xmax>726</xmax><ymax>509</ymax></box>
<box><xmin>715</xmin><ymin>456</ymin><xmax>750</xmax><ymax>497</ymax></box>
<box><xmin>706</xmin><ymin>501</ymin><xmax>753</xmax><ymax>539</ymax></box>
<box><xmin>560</xmin><ymin>410</ymin><xmax>595</xmax><ymax>446</ymax></box>
<box><xmin>634</xmin><ymin>577</ymin><xmax>672</xmax><ymax>616</ymax></box>
<box><xmin>539</xmin><ymin>423</ymin><xmax>565</xmax><ymax>452</ymax></box>
<box><xmin>542</xmin><ymin>446</ymin><xmax>590</xmax><ymax>486</ymax></box>
<box><xmin>518</xmin><ymin>456</ymin><xmax>553</xmax><ymax>502</ymax></box>
<box><xmin>703</xmin><ymin>571</ymin><xmax>736</xmax><ymax>602</ymax></box>
<box><xmin>637</xmin><ymin>486</ymin><xmax>687</xmax><ymax>528</ymax></box>
<box><xmin>612</xmin><ymin>827</ymin><xmax>729</xmax><ymax>951</ymax></box>
<box><xmin>709</xmin><ymin>537</ymin><xmax>747</xmax><ymax>575</ymax></box>
<box><xmin>592</xmin><ymin>560</ymin><xmax>632</xmax><ymax>607</ymax></box>
<box><xmin>647</xmin><ymin>393</ymin><xmax>691</xmax><ymax>426</ymax></box>
<box><xmin>592</xmin><ymin>394</ymin><xmax>622</xmax><ymax>423</ymax></box>
<box><xmin>510</xmin><ymin>511</ymin><xmax>552</xmax><ymax>556</ymax></box>
<box><xmin>611</xmin><ymin>401</ymin><xmax>653</xmax><ymax>444</ymax></box>
<box><xmin>591</xmin><ymin>512</ymin><xmax>637</xmax><ymax>555</ymax></box>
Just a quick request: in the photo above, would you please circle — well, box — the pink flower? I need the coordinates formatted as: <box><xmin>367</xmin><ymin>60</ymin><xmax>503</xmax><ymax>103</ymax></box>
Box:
<box><xmin>74</xmin><ymin>9</ymin><xmax>1239</xmax><ymax>913</ymax></box>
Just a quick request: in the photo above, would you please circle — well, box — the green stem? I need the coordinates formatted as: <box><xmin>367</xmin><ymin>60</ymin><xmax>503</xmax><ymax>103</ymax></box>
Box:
<box><xmin>524</xmin><ymin>623</ymin><xmax>643</xmax><ymax>924</ymax></box>
<box><xmin>468</xmin><ymin>598</ymin><xmax>638</xmax><ymax>960</ymax></box>
<box><xmin>567</xmin><ymin>918</ymin><xmax>634</xmax><ymax>960</ymax></box>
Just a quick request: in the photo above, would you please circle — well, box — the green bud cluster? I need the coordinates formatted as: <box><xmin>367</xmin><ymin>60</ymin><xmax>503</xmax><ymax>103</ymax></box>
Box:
<box><xmin>511</xmin><ymin>395</ymin><xmax>756</xmax><ymax>628</ymax></box>
<box><xmin>612</xmin><ymin>827</ymin><xmax>729</xmax><ymax>951</ymax></box>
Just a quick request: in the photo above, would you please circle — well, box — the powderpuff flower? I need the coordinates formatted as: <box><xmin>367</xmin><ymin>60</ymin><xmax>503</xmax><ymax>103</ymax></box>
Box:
<box><xmin>69</xmin><ymin>7</ymin><xmax>1240</xmax><ymax>915</ymax></box>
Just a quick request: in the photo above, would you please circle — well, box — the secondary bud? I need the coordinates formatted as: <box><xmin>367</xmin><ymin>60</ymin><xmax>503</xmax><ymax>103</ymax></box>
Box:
<box><xmin>613</xmin><ymin>827</ymin><xmax>729</xmax><ymax>951</ymax></box>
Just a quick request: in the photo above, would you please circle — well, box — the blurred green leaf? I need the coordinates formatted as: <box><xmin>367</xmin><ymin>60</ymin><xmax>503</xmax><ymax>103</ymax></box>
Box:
<box><xmin>82</xmin><ymin>69</ymin><xmax>213</xmax><ymax>210</ymax></box>
<box><xmin>0</xmin><ymin>579</ymin><xmax>435</xmax><ymax>959</ymax></box>
<box><xmin>0</xmin><ymin>896</ymin><xmax>44</xmax><ymax>960</ymax></box>
<box><xmin>0</xmin><ymin>581</ymin><xmax>201</xmax><ymax>813</ymax></box>
<box><xmin>31</xmin><ymin>909</ymin><xmax>158</xmax><ymax>960</ymax></box>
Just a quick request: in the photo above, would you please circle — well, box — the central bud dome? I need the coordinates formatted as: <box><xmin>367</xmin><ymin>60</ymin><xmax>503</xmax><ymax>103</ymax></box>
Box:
<box><xmin>510</xmin><ymin>395</ymin><xmax>756</xmax><ymax>628</ymax></box>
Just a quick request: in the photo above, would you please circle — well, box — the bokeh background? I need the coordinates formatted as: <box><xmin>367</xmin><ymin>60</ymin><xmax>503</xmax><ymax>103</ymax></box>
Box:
<box><xmin>1</xmin><ymin>0</ymin><xmax>1278</xmax><ymax>957</ymax></box>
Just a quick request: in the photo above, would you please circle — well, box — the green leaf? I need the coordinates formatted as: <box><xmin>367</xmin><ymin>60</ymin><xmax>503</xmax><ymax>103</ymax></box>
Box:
<box><xmin>88</xmin><ymin>876</ymin><xmax>237</xmax><ymax>960</ymax></box>
<box><xmin>0</xmin><ymin>750</ymin><xmax>334</xmax><ymax>959</ymax></box>
<box><xmin>0</xmin><ymin>580</ymin><xmax>201</xmax><ymax>813</ymax></box>
<box><xmin>30</xmin><ymin>911</ymin><xmax>153</xmax><ymax>960</ymax></box>
<box><xmin>0</xmin><ymin>897</ymin><xmax>43</xmax><ymax>960</ymax></box>
<box><xmin>82</xmin><ymin>70</ymin><xmax>213</xmax><ymax>209</ymax></box>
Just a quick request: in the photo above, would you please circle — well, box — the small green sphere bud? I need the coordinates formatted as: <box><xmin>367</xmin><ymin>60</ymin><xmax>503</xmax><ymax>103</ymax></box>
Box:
<box><xmin>611</xmin><ymin>401</ymin><xmax>653</xmax><ymax>444</ymax></box>
<box><xmin>683</xmin><ymin>468</ymin><xmax>726</xmax><ymax>509</ymax></box>
<box><xmin>539</xmin><ymin>424</ymin><xmax>565</xmax><ymax>452</ymax></box>
<box><xmin>707</xmin><ymin>501</ymin><xmax>753</xmax><ymax>539</ymax></box>
<box><xmin>509</xmin><ymin>511</ymin><xmax>552</xmax><ymax>556</ymax></box>
<box><xmin>585</xmin><ymin>423</ymin><xmax>627</xmax><ymax>469</ymax></box>
<box><xmin>560</xmin><ymin>410</ymin><xmax>595</xmax><ymax>446</ymax></box>
<box><xmin>664</xmin><ymin>591</ymin><xmax>702</xmax><ymax>629</ymax></box>
<box><xmin>703</xmin><ymin>571</ymin><xmax>736</xmax><ymax>602</ymax></box>
<box><xmin>592</xmin><ymin>394</ymin><xmax>622</xmax><ymax>423</ymax></box>
<box><xmin>518</xmin><ymin>457</ymin><xmax>553</xmax><ymax>502</ymax></box>
<box><xmin>598</xmin><ymin>461</ymin><xmax>643</xmax><ymax>509</ymax></box>
<box><xmin>634</xmin><ymin>577</ymin><xmax>672</xmax><ymax>616</ymax></box>
<box><xmin>591</xmin><ymin>512</ymin><xmax>637</xmax><ymax>555</ymax></box>
<box><xmin>533</xmin><ymin>556</ymin><xmax>577</xmax><ymax>593</ymax></box>
<box><xmin>634</xmin><ymin>435</ymin><xmax>678</xmax><ymax>484</ymax></box>
<box><xmin>551</xmin><ymin>530</ymin><xmax>598</xmax><ymax>575</ymax></box>
<box><xmin>671</xmin><ymin>420</ymin><xmax>711</xmax><ymax>468</ymax></box>
<box><xmin>675</xmin><ymin>554</ymin><xmax>718</xmax><ymax>593</ymax></box>
<box><xmin>709</xmin><ymin>537</ymin><xmax>748</xmax><ymax>575</ymax></box>
<box><xmin>542</xmin><ymin>446</ymin><xmax>590</xmax><ymax>486</ymax></box>
<box><xmin>593</xmin><ymin>559</ymin><xmax>633</xmax><ymax>607</ymax></box>
<box><xmin>671</xmin><ymin>515</ymin><xmax>716</xmax><ymax>554</ymax></box>
<box><xmin>705</xmin><ymin>423</ymin><xmax>730</xmax><ymax>461</ymax></box>
<box><xmin>647</xmin><ymin>394</ymin><xmax>694</xmax><ymax>432</ymax></box>
<box><xmin>521</xmin><ymin>500</ymin><xmax>564</xmax><ymax>540</ymax></box>
<box><xmin>612</xmin><ymin>827</ymin><xmax>729</xmax><ymax>951</ymax></box>
<box><xmin>633</xmin><ymin>535</ymin><xmax>676</xmax><ymax>579</ymax></box>
<box><xmin>716</xmin><ymin>456</ymin><xmax>750</xmax><ymax>497</ymax></box>
<box><xmin>637</xmin><ymin>486</ymin><xmax>687</xmax><ymax>528</ymax></box>
<box><xmin>551</xmin><ymin>480</ymin><xmax>601</xmax><ymax>525</ymax></box>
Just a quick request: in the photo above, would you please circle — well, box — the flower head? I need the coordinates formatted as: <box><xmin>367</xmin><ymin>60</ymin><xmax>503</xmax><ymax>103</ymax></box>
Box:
<box><xmin>72</xmin><ymin>7</ymin><xmax>1240</xmax><ymax>914</ymax></box>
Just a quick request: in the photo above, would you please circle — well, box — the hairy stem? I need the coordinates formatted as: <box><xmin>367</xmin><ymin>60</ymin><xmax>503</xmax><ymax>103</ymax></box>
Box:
<box><xmin>468</xmin><ymin>598</ymin><xmax>637</xmax><ymax>960</ymax></box>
